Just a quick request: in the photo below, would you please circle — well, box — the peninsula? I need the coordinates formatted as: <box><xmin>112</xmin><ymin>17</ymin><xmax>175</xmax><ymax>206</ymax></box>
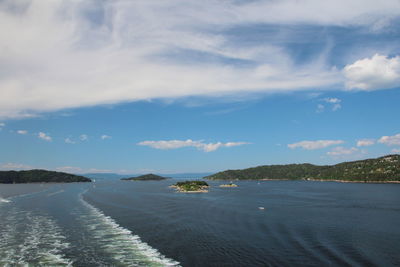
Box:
<box><xmin>121</xmin><ymin>173</ymin><xmax>169</xmax><ymax>181</ymax></box>
<box><xmin>206</xmin><ymin>154</ymin><xmax>400</xmax><ymax>183</ymax></box>
<box><xmin>0</xmin><ymin>169</ymin><xmax>92</xmax><ymax>184</ymax></box>
<box><xmin>171</xmin><ymin>180</ymin><xmax>209</xmax><ymax>193</ymax></box>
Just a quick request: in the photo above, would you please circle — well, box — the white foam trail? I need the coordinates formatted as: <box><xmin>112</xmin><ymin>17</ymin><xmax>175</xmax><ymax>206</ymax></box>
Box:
<box><xmin>0</xmin><ymin>208</ymin><xmax>72</xmax><ymax>266</ymax></box>
<box><xmin>0</xmin><ymin>197</ymin><xmax>11</xmax><ymax>203</ymax></box>
<box><xmin>79</xmin><ymin>194</ymin><xmax>180</xmax><ymax>266</ymax></box>
<box><xmin>47</xmin><ymin>189</ymin><xmax>65</xmax><ymax>197</ymax></box>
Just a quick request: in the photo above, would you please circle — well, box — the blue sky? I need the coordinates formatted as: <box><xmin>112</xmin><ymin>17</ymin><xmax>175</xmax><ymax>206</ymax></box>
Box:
<box><xmin>0</xmin><ymin>0</ymin><xmax>399</xmax><ymax>174</ymax></box>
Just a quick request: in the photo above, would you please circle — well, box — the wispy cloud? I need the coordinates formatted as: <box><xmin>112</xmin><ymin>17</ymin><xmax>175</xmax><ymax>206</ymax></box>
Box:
<box><xmin>65</xmin><ymin>137</ymin><xmax>76</xmax><ymax>144</ymax></box>
<box><xmin>0</xmin><ymin>162</ymin><xmax>32</xmax><ymax>170</ymax></box>
<box><xmin>316</xmin><ymin>104</ymin><xmax>325</xmax><ymax>113</ymax></box>
<box><xmin>356</xmin><ymin>138</ymin><xmax>375</xmax><ymax>147</ymax></box>
<box><xmin>56</xmin><ymin>166</ymin><xmax>113</xmax><ymax>174</ymax></box>
<box><xmin>79</xmin><ymin>134</ymin><xmax>88</xmax><ymax>141</ymax></box>
<box><xmin>378</xmin><ymin>133</ymin><xmax>400</xmax><ymax>146</ymax></box>
<box><xmin>323</xmin><ymin>97</ymin><xmax>342</xmax><ymax>111</ymax></box>
<box><xmin>38</xmin><ymin>132</ymin><xmax>52</xmax><ymax>142</ymax></box>
<box><xmin>55</xmin><ymin>166</ymin><xmax>83</xmax><ymax>173</ymax></box>
<box><xmin>392</xmin><ymin>148</ymin><xmax>400</xmax><ymax>153</ymax></box>
<box><xmin>138</xmin><ymin>139</ymin><xmax>250</xmax><ymax>152</ymax></box>
<box><xmin>101</xmin><ymin>135</ymin><xmax>112</xmax><ymax>140</ymax></box>
<box><xmin>325</xmin><ymin>98</ymin><xmax>342</xmax><ymax>111</ymax></box>
<box><xmin>316</xmin><ymin>97</ymin><xmax>342</xmax><ymax>113</ymax></box>
<box><xmin>17</xmin><ymin>130</ymin><xmax>28</xmax><ymax>135</ymax></box>
<box><xmin>327</xmin><ymin>146</ymin><xmax>359</xmax><ymax>156</ymax></box>
<box><xmin>288</xmin><ymin>140</ymin><xmax>344</xmax><ymax>150</ymax></box>
<box><xmin>1</xmin><ymin>1</ymin><xmax>398</xmax><ymax>118</ymax></box>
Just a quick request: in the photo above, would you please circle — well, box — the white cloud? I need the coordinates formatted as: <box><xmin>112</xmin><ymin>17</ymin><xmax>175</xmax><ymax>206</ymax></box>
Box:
<box><xmin>356</xmin><ymin>139</ymin><xmax>375</xmax><ymax>147</ymax></box>
<box><xmin>0</xmin><ymin>162</ymin><xmax>32</xmax><ymax>170</ymax></box>
<box><xmin>392</xmin><ymin>148</ymin><xmax>400</xmax><ymax>153</ymax></box>
<box><xmin>327</xmin><ymin>146</ymin><xmax>359</xmax><ymax>156</ymax></box>
<box><xmin>55</xmin><ymin>166</ymin><xmax>112</xmax><ymax>174</ymax></box>
<box><xmin>323</xmin><ymin>97</ymin><xmax>342</xmax><ymax>111</ymax></box>
<box><xmin>288</xmin><ymin>140</ymin><xmax>344</xmax><ymax>150</ymax></box>
<box><xmin>378</xmin><ymin>133</ymin><xmax>400</xmax><ymax>146</ymax></box>
<box><xmin>17</xmin><ymin>130</ymin><xmax>28</xmax><ymax>135</ymax></box>
<box><xmin>0</xmin><ymin>123</ymin><xmax>4</xmax><ymax>127</ymax></box>
<box><xmin>55</xmin><ymin>166</ymin><xmax>83</xmax><ymax>173</ymax></box>
<box><xmin>332</xmin><ymin>103</ymin><xmax>341</xmax><ymax>111</ymax></box>
<box><xmin>4</xmin><ymin>0</ymin><xmax>400</xmax><ymax>118</ymax></box>
<box><xmin>79</xmin><ymin>134</ymin><xmax>88</xmax><ymax>141</ymax></box>
<box><xmin>344</xmin><ymin>54</ymin><xmax>400</xmax><ymax>90</ymax></box>
<box><xmin>138</xmin><ymin>139</ymin><xmax>250</xmax><ymax>152</ymax></box>
<box><xmin>65</xmin><ymin>137</ymin><xmax>76</xmax><ymax>144</ymax></box>
<box><xmin>316</xmin><ymin>104</ymin><xmax>325</xmax><ymax>113</ymax></box>
<box><xmin>101</xmin><ymin>135</ymin><xmax>112</xmax><ymax>140</ymax></box>
<box><xmin>38</xmin><ymin>132</ymin><xmax>52</xmax><ymax>142</ymax></box>
<box><xmin>324</xmin><ymin>98</ymin><xmax>341</xmax><ymax>104</ymax></box>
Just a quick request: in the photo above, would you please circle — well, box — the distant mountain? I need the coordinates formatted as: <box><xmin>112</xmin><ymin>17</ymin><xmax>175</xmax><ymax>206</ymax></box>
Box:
<box><xmin>160</xmin><ymin>173</ymin><xmax>213</xmax><ymax>179</ymax></box>
<box><xmin>206</xmin><ymin>155</ymin><xmax>400</xmax><ymax>182</ymax></box>
<box><xmin>85</xmin><ymin>172</ymin><xmax>212</xmax><ymax>180</ymax></box>
<box><xmin>0</xmin><ymin>169</ymin><xmax>92</xmax><ymax>184</ymax></box>
<box><xmin>121</xmin><ymin>173</ymin><xmax>169</xmax><ymax>181</ymax></box>
<box><xmin>84</xmin><ymin>173</ymin><xmax>129</xmax><ymax>180</ymax></box>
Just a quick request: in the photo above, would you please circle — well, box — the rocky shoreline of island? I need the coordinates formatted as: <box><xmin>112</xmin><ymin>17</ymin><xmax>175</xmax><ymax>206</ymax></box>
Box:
<box><xmin>170</xmin><ymin>181</ymin><xmax>209</xmax><ymax>193</ymax></box>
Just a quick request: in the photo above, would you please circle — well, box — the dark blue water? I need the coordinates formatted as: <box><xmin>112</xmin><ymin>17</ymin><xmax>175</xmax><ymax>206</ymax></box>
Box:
<box><xmin>1</xmin><ymin>179</ymin><xmax>400</xmax><ymax>266</ymax></box>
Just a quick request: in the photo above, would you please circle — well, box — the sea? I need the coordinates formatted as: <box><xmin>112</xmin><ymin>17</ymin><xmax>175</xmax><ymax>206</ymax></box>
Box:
<box><xmin>0</xmin><ymin>178</ymin><xmax>400</xmax><ymax>266</ymax></box>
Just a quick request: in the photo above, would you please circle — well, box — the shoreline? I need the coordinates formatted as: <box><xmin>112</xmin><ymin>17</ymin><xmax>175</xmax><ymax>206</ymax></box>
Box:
<box><xmin>169</xmin><ymin>185</ymin><xmax>209</xmax><ymax>193</ymax></box>
<box><xmin>304</xmin><ymin>179</ymin><xmax>400</xmax><ymax>184</ymax></box>
<box><xmin>208</xmin><ymin>178</ymin><xmax>400</xmax><ymax>184</ymax></box>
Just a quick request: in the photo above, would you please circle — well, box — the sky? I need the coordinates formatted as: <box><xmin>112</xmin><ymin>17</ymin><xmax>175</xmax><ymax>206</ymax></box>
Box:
<box><xmin>0</xmin><ymin>0</ymin><xmax>399</xmax><ymax>174</ymax></box>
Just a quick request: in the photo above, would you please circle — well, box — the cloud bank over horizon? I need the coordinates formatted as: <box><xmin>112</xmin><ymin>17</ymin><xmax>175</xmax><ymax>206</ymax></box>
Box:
<box><xmin>288</xmin><ymin>140</ymin><xmax>344</xmax><ymax>150</ymax></box>
<box><xmin>1</xmin><ymin>0</ymin><xmax>400</xmax><ymax>119</ymax></box>
<box><xmin>138</xmin><ymin>139</ymin><xmax>250</xmax><ymax>152</ymax></box>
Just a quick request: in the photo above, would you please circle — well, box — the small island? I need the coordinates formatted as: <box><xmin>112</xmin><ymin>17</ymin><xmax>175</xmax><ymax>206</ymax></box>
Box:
<box><xmin>171</xmin><ymin>180</ymin><xmax>209</xmax><ymax>193</ymax></box>
<box><xmin>121</xmin><ymin>173</ymin><xmax>169</xmax><ymax>181</ymax></box>
<box><xmin>0</xmin><ymin>169</ymin><xmax>92</xmax><ymax>184</ymax></box>
<box><xmin>219</xmin><ymin>183</ymin><xmax>238</xmax><ymax>188</ymax></box>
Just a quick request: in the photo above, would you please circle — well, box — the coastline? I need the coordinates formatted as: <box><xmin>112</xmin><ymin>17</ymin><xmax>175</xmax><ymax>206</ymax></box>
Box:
<box><xmin>169</xmin><ymin>185</ymin><xmax>209</xmax><ymax>193</ymax></box>
<box><xmin>209</xmin><ymin>178</ymin><xmax>400</xmax><ymax>184</ymax></box>
<box><xmin>304</xmin><ymin>179</ymin><xmax>400</xmax><ymax>184</ymax></box>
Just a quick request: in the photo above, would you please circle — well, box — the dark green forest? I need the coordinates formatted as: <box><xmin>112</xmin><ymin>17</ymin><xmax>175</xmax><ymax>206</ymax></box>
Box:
<box><xmin>121</xmin><ymin>173</ymin><xmax>168</xmax><ymax>181</ymax></box>
<box><xmin>174</xmin><ymin>180</ymin><xmax>209</xmax><ymax>191</ymax></box>
<box><xmin>0</xmin><ymin>169</ymin><xmax>92</xmax><ymax>183</ymax></box>
<box><xmin>206</xmin><ymin>154</ymin><xmax>400</xmax><ymax>182</ymax></box>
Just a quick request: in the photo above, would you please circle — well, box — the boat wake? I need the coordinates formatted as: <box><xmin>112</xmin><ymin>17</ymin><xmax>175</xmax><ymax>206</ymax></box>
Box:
<box><xmin>0</xmin><ymin>207</ymin><xmax>72</xmax><ymax>266</ymax></box>
<box><xmin>0</xmin><ymin>197</ymin><xmax>11</xmax><ymax>203</ymax></box>
<box><xmin>78</xmin><ymin>194</ymin><xmax>180</xmax><ymax>266</ymax></box>
<box><xmin>0</xmin><ymin>186</ymin><xmax>180</xmax><ymax>266</ymax></box>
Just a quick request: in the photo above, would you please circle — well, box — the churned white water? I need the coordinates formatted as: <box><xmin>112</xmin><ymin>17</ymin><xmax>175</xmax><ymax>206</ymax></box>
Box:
<box><xmin>78</xmin><ymin>194</ymin><xmax>181</xmax><ymax>267</ymax></box>
<box><xmin>0</xmin><ymin>207</ymin><xmax>72</xmax><ymax>266</ymax></box>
